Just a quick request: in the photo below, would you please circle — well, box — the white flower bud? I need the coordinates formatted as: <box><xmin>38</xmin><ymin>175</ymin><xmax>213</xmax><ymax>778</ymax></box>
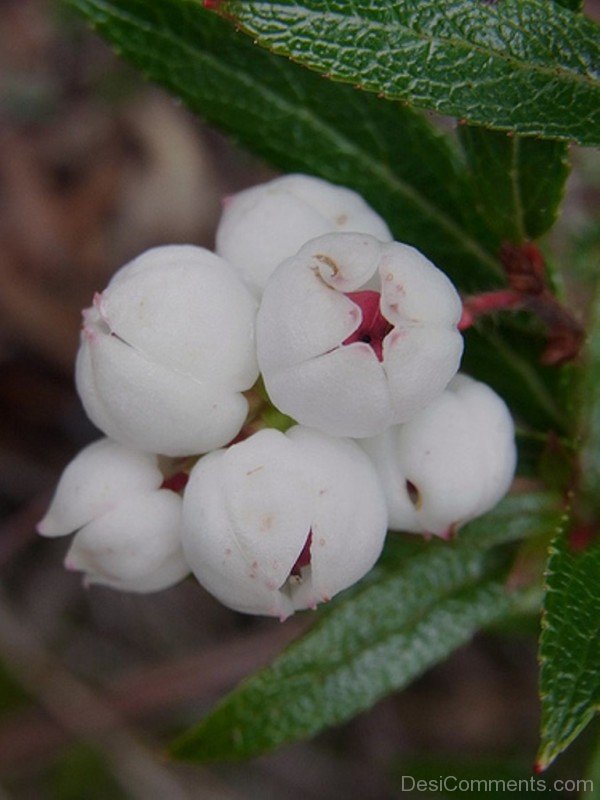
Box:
<box><xmin>181</xmin><ymin>426</ymin><xmax>388</xmax><ymax>619</ymax></box>
<box><xmin>361</xmin><ymin>375</ymin><xmax>517</xmax><ymax>538</ymax></box>
<box><xmin>215</xmin><ymin>174</ymin><xmax>392</xmax><ymax>295</ymax></box>
<box><xmin>75</xmin><ymin>245</ymin><xmax>259</xmax><ymax>457</ymax></box>
<box><xmin>257</xmin><ymin>232</ymin><xmax>463</xmax><ymax>438</ymax></box>
<box><xmin>38</xmin><ymin>438</ymin><xmax>189</xmax><ymax>592</ymax></box>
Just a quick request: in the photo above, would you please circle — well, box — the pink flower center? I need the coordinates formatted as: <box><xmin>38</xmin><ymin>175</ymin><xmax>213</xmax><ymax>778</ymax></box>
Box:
<box><xmin>290</xmin><ymin>531</ymin><xmax>313</xmax><ymax>577</ymax></box>
<box><xmin>342</xmin><ymin>291</ymin><xmax>393</xmax><ymax>361</ymax></box>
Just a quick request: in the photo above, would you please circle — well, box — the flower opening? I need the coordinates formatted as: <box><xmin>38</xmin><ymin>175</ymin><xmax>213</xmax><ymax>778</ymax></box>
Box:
<box><xmin>342</xmin><ymin>290</ymin><xmax>393</xmax><ymax>361</ymax></box>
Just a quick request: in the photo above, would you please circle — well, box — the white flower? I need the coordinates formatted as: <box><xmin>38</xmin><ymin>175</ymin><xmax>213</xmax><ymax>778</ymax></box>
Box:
<box><xmin>215</xmin><ymin>174</ymin><xmax>392</xmax><ymax>295</ymax></box>
<box><xmin>37</xmin><ymin>438</ymin><xmax>189</xmax><ymax>592</ymax></box>
<box><xmin>75</xmin><ymin>245</ymin><xmax>259</xmax><ymax>457</ymax></box>
<box><xmin>361</xmin><ymin>375</ymin><xmax>517</xmax><ymax>538</ymax></box>
<box><xmin>181</xmin><ymin>426</ymin><xmax>388</xmax><ymax>619</ymax></box>
<box><xmin>257</xmin><ymin>232</ymin><xmax>463</xmax><ymax>438</ymax></box>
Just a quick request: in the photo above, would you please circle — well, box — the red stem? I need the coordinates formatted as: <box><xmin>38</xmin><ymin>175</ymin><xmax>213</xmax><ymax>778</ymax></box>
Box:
<box><xmin>458</xmin><ymin>289</ymin><xmax>523</xmax><ymax>330</ymax></box>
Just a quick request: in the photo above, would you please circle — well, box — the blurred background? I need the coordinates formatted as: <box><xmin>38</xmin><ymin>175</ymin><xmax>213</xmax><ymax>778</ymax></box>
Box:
<box><xmin>0</xmin><ymin>1</ymin><xmax>599</xmax><ymax>797</ymax></box>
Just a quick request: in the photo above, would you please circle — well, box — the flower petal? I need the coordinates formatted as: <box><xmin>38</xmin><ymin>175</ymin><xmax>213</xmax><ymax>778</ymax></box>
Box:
<box><xmin>216</xmin><ymin>174</ymin><xmax>392</xmax><ymax>295</ymax></box>
<box><xmin>76</xmin><ymin>329</ymin><xmax>248</xmax><ymax>456</ymax></box>
<box><xmin>37</xmin><ymin>438</ymin><xmax>161</xmax><ymax>537</ymax></box>
<box><xmin>66</xmin><ymin>489</ymin><xmax>185</xmax><ymax>584</ymax></box>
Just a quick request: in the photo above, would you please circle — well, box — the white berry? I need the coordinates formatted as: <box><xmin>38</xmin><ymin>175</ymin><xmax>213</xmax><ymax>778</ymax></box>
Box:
<box><xmin>257</xmin><ymin>232</ymin><xmax>463</xmax><ymax>438</ymax></box>
<box><xmin>75</xmin><ymin>245</ymin><xmax>259</xmax><ymax>456</ymax></box>
<box><xmin>181</xmin><ymin>426</ymin><xmax>388</xmax><ymax>619</ymax></box>
<box><xmin>361</xmin><ymin>375</ymin><xmax>517</xmax><ymax>538</ymax></box>
<box><xmin>216</xmin><ymin>174</ymin><xmax>392</xmax><ymax>295</ymax></box>
<box><xmin>38</xmin><ymin>438</ymin><xmax>189</xmax><ymax>592</ymax></box>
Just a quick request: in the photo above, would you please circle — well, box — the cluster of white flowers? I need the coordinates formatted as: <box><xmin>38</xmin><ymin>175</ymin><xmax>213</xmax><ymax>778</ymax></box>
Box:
<box><xmin>38</xmin><ymin>174</ymin><xmax>517</xmax><ymax>619</ymax></box>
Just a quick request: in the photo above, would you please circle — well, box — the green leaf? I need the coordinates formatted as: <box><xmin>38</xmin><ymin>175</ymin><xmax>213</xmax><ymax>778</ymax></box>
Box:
<box><xmin>537</xmin><ymin>523</ymin><xmax>600</xmax><ymax>770</ymax></box>
<box><xmin>68</xmin><ymin>0</ymin><xmax>502</xmax><ymax>292</ymax></box>
<box><xmin>515</xmin><ymin>429</ymin><xmax>574</xmax><ymax>484</ymax></box>
<box><xmin>457</xmin><ymin>0</ymin><xmax>581</xmax><ymax>247</ymax></box>
<box><xmin>516</xmin><ymin>429</ymin><xmax>545</xmax><ymax>477</ymax></box>
<box><xmin>585</xmin><ymin>732</ymin><xmax>600</xmax><ymax>798</ymax></box>
<box><xmin>215</xmin><ymin>0</ymin><xmax>600</xmax><ymax>147</ymax></box>
<box><xmin>458</xmin><ymin>127</ymin><xmax>570</xmax><ymax>242</ymax></box>
<box><xmin>554</xmin><ymin>0</ymin><xmax>584</xmax><ymax>11</ymax></box>
<box><xmin>462</xmin><ymin>317</ymin><xmax>567</xmax><ymax>434</ymax></box>
<box><xmin>171</xmin><ymin>493</ymin><xmax>560</xmax><ymax>763</ymax></box>
<box><xmin>537</xmin><ymin>286</ymin><xmax>600</xmax><ymax>771</ymax></box>
<box><xmin>579</xmin><ymin>291</ymin><xmax>600</xmax><ymax>515</ymax></box>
